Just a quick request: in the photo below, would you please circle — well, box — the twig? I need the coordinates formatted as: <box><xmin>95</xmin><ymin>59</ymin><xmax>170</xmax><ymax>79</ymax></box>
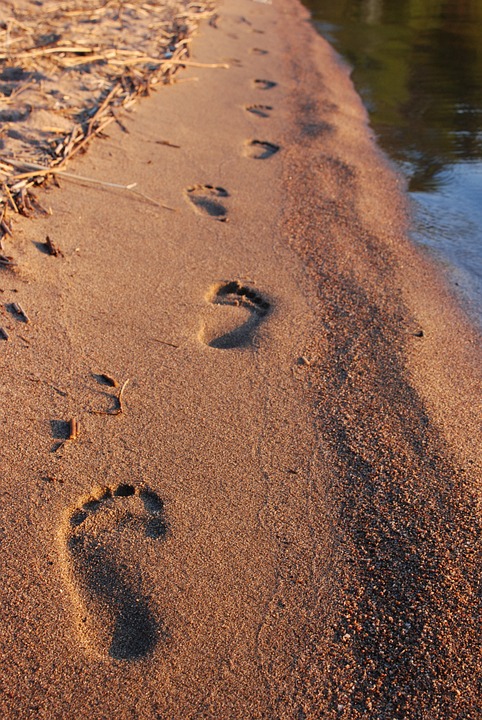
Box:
<box><xmin>0</xmin><ymin>254</ymin><xmax>16</xmax><ymax>267</ymax></box>
<box><xmin>0</xmin><ymin>45</ymin><xmax>94</xmax><ymax>61</ymax></box>
<box><xmin>3</xmin><ymin>158</ymin><xmax>175</xmax><ymax>209</ymax></box>
<box><xmin>54</xmin><ymin>417</ymin><xmax>79</xmax><ymax>453</ymax></box>
<box><xmin>2</xmin><ymin>184</ymin><xmax>18</xmax><ymax>213</ymax></box>
<box><xmin>149</xmin><ymin>338</ymin><xmax>179</xmax><ymax>348</ymax></box>
<box><xmin>12</xmin><ymin>302</ymin><xmax>29</xmax><ymax>323</ymax></box>
<box><xmin>4</xmin><ymin>157</ymin><xmax>137</xmax><ymax>189</ymax></box>
<box><xmin>107</xmin><ymin>58</ymin><xmax>230</xmax><ymax>69</ymax></box>
<box><xmin>117</xmin><ymin>378</ymin><xmax>129</xmax><ymax>413</ymax></box>
<box><xmin>0</xmin><ymin>328</ymin><xmax>9</xmax><ymax>340</ymax></box>
<box><xmin>130</xmin><ymin>188</ymin><xmax>176</xmax><ymax>211</ymax></box>
<box><xmin>155</xmin><ymin>140</ymin><xmax>181</xmax><ymax>149</ymax></box>
<box><xmin>68</xmin><ymin>417</ymin><xmax>79</xmax><ymax>440</ymax></box>
<box><xmin>44</xmin><ymin>235</ymin><xmax>63</xmax><ymax>257</ymax></box>
<box><xmin>1</xmin><ymin>220</ymin><xmax>13</xmax><ymax>237</ymax></box>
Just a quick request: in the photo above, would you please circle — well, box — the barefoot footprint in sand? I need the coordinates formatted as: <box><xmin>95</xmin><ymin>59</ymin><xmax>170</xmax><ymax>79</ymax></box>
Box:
<box><xmin>60</xmin><ymin>484</ymin><xmax>167</xmax><ymax>660</ymax></box>
<box><xmin>253</xmin><ymin>78</ymin><xmax>277</xmax><ymax>90</ymax></box>
<box><xmin>244</xmin><ymin>140</ymin><xmax>280</xmax><ymax>159</ymax></box>
<box><xmin>200</xmin><ymin>281</ymin><xmax>271</xmax><ymax>349</ymax></box>
<box><xmin>185</xmin><ymin>184</ymin><xmax>230</xmax><ymax>221</ymax></box>
<box><xmin>245</xmin><ymin>104</ymin><xmax>273</xmax><ymax>119</ymax></box>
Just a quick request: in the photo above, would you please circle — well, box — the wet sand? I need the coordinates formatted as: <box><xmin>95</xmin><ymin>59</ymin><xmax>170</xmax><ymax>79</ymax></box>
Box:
<box><xmin>0</xmin><ymin>0</ymin><xmax>480</xmax><ymax>718</ymax></box>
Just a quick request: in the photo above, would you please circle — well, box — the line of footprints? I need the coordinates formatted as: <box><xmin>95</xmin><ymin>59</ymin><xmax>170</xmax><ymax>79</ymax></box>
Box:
<box><xmin>62</xmin><ymin>45</ymin><xmax>277</xmax><ymax>662</ymax></box>
<box><xmin>185</xmin><ymin>60</ymin><xmax>277</xmax><ymax>350</ymax></box>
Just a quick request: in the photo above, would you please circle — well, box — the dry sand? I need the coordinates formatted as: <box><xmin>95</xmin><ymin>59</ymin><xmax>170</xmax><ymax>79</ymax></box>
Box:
<box><xmin>0</xmin><ymin>0</ymin><xmax>481</xmax><ymax>718</ymax></box>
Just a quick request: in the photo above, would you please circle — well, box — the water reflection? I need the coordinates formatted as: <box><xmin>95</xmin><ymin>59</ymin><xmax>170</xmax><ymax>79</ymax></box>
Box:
<box><xmin>304</xmin><ymin>0</ymin><xmax>482</xmax><ymax>191</ymax></box>
<box><xmin>303</xmin><ymin>0</ymin><xmax>482</xmax><ymax>321</ymax></box>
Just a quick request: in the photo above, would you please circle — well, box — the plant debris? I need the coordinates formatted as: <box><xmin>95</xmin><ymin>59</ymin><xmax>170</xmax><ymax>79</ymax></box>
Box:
<box><xmin>11</xmin><ymin>301</ymin><xmax>30</xmax><ymax>323</ymax></box>
<box><xmin>54</xmin><ymin>416</ymin><xmax>79</xmax><ymax>452</ymax></box>
<box><xmin>0</xmin><ymin>0</ymin><xmax>221</xmax><ymax>235</ymax></box>
<box><xmin>44</xmin><ymin>234</ymin><xmax>63</xmax><ymax>257</ymax></box>
<box><xmin>68</xmin><ymin>417</ymin><xmax>79</xmax><ymax>440</ymax></box>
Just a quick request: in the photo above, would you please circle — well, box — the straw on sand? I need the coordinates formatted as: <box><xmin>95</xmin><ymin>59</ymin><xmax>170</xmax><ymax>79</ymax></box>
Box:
<box><xmin>0</xmin><ymin>0</ymin><xmax>223</xmax><ymax>237</ymax></box>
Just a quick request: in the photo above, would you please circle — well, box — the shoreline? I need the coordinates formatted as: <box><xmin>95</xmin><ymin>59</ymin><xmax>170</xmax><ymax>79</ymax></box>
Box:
<box><xmin>303</xmin><ymin>2</ymin><xmax>482</xmax><ymax>334</ymax></box>
<box><xmin>1</xmin><ymin>0</ymin><xmax>480</xmax><ymax>718</ymax></box>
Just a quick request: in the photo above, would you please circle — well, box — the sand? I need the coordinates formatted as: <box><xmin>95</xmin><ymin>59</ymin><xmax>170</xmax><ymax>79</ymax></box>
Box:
<box><xmin>0</xmin><ymin>0</ymin><xmax>480</xmax><ymax>718</ymax></box>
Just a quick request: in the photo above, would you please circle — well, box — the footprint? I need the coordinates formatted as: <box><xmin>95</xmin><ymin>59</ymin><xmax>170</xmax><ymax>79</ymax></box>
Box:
<box><xmin>200</xmin><ymin>280</ymin><xmax>271</xmax><ymax>349</ymax></box>
<box><xmin>253</xmin><ymin>78</ymin><xmax>277</xmax><ymax>90</ymax></box>
<box><xmin>245</xmin><ymin>104</ymin><xmax>273</xmax><ymax>119</ymax></box>
<box><xmin>244</xmin><ymin>140</ymin><xmax>280</xmax><ymax>159</ymax></box>
<box><xmin>61</xmin><ymin>483</ymin><xmax>167</xmax><ymax>660</ymax></box>
<box><xmin>185</xmin><ymin>184</ymin><xmax>229</xmax><ymax>221</ymax></box>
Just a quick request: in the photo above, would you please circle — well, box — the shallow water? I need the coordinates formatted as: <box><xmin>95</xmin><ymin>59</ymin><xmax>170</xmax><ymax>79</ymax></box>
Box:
<box><xmin>303</xmin><ymin>0</ymin><xmax>482</xmax><ymax>326</ymax></box>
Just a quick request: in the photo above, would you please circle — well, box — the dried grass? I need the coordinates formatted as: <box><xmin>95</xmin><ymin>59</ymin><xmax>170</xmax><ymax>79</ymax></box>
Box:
<box><xmin>0</xmin><ymin>0</ymin><xmax>219</xmax><ymax>232</ymax></box>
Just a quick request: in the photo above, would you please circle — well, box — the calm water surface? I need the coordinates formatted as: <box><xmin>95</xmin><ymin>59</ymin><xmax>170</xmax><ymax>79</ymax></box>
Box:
<box><xmin>302</xmin><ymin>0</ymin><xmax>482</xmax><ymax>325</ymax></box>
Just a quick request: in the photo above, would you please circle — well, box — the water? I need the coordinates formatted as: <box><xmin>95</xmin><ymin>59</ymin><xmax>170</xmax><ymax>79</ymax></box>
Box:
<box><xmin>302</xmin><ymin>0</ymin><xmax>482</xmax><ymax>326</ymax></box>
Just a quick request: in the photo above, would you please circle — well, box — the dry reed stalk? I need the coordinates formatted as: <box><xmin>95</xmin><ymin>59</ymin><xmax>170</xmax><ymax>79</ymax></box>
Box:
<box><xmin>68</xmin><ymin>418</ymin><xmax>79</xmax><ymax>440</ymax></box>
<box><xmin>45</xmin><ymin>235</ymin><xmax>63</xmax><ymax>256</ymax></box>
<box><xmin>12</xmin><ymin>302</ymin><xmax>30</xmax><ymax>323</ymax></box>
<box><xmin>0</xmin><ymin>255</ymin><xmax>16</xmax><ymax>267</ymax></box>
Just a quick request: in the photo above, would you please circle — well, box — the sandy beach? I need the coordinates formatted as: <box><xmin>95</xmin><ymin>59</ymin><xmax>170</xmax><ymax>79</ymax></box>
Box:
<box><xmin>1</xmin><ymin>0</ymin><xmax>481</xmax><ymax>718</ymax></box>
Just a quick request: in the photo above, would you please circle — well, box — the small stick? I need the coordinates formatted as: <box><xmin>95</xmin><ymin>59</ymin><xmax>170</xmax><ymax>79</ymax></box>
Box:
<box><xmin>18</xmin><ymin>187</ymin><xmax>34</xmax><ymax>214</ymax></box>
<box><xmin>155</xmin><ymin>140</ymin><xmax>181</xmax><ymax>148</ymax></box>
<box><xmin>1</xmin><ymin>220</ymin><xmax>13</xmax><ymax>237</ymax></box>
<box><xmin>28</xmin><ymin>193</ymin><xmax>49</xmax><ymax>216</ymax></box>
<box><xmin>149</xmin><ymin>338</ymin><xmax>179</xmax><ymax>348</ymax></box>
<box><xmin>130</xmin><ymin>189</ymin><xmax>176</xmax><ymax>211</ymax></box>
<box><xmin>45</xmin><ymin>235</ymin><xmax>63</xmax><ymax>257</ymax></box>
<box><xmin>12</xmin><ymin>302</ymin><xmax>29</xmax><ymax>323</ymax></box>
<box><xmin>116</xmin><ymin>379</ymin><xmax>129</xmax><ymax>414</ymax></box>
<box><xmin>5</xmin><ymin>158</ymin><xmax>174</xmax><ymax>210</ymax></box>
<box><xmin>0</xmin><ymin>327</ymin><xmax>8</xmax><ymax>340</ymax></box>
<box><xmin>68</xmin><ymin>418</ymin><xmax>79</xmax><ymax>440</ymax></box>
<box><xmin>54</xmin><ymin>417</ymin><xmax>79</xmax><ymax>453</ymax></box>
<box><xmin>0</xmin><ymin>45</ymin><xmax>95</xmax><ymax>61</ymax></box>
<box><xmin>2</xmin><ymin>184</ymin><xmax>18</xmax><ymax>213</ymax></box>
<box><xmin>171</xmin><ymin>77</ymin><xmax>200</xmax><ymax>84</ymax></box>
<box><xmin>65</xmin><ymin>116</ymin><xmax>116</xmax><ymax>161</ymax></box>
<box><xmin>106</xmin><ymin>58</ymin><xmax>230</xmax><ymax>69</ymax></box>
<box><xmin>7</xmin><ymin>160</ymin><xmax>136</xmax><ymax>191</ymax></box>
<box><xmin>49</xmin><ymin>384</ymin><xmax>67</xmax><ymax>396</ymax></box>
<box><xmin>0</xmin><ymin>254</ymin><xmax>16</xmax><ymax>267</ymax></box>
